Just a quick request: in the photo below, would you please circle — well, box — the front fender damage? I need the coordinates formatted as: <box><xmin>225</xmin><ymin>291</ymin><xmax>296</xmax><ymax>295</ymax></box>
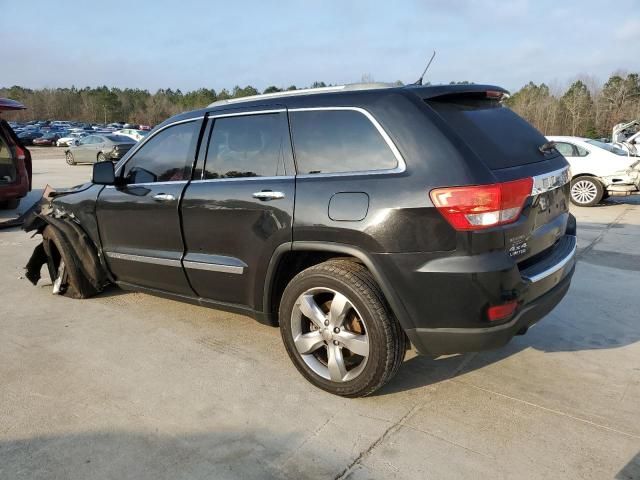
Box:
<box><xmin>23</xmin><ymin>197</ymin><xmax>112</xmax><ymax>298</ymax></box>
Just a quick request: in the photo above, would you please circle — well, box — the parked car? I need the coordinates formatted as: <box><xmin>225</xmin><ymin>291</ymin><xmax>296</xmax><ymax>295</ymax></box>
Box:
<box><xmin>32</xmin><ymin>132</ymin><xmax>61</xmax><ymax>146</ymax></box>
<box><xmin>64</xmin><ymin>134</ymin><xmax>136</xmax><ymax>165</ymax></box>
<box><xmin>0</xmin><ymin>98</ymin><xmax>32</xmax><ymax>209</ymax></box>
<box><xmin>547</xmin><ymin>136</ymin><xmax>640</xmax><ymax>206</ymax></box>
<box><xmin>113</xmin><ymin>128</ymin><xmax>149</xmax><ymax>142</ymax></box>
<box><xmin>17</xmin><ymin>130</ymin><xmax>43</xmax><ymax>145</ymax></box>
<box><xmin>24</xmin><ymin>84</ymin><xmax>577</xmax><ymax>396</ymax></box>
<box><xmin>57</xmin><ymin>132</ymin><xmax>87</xmax><ymax>147</ymax></box>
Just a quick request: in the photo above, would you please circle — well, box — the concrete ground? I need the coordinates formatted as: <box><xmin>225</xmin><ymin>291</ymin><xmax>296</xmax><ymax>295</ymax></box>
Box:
<box><xmin>1</xmin><ymin>147</ymin><xmax>639</xmax><ymax>479</ymax></box>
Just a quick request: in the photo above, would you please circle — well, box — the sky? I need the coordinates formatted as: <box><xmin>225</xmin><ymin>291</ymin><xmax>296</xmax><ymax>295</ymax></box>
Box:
<box><xmin>1</xmin><ymin>0</ymin><xmax>639</xmax><ymax>94</ymax></box>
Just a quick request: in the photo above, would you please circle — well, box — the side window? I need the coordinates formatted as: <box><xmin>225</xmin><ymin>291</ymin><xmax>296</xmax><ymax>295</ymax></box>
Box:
<box><xmin>289</xmin><ymin>109</ymin><xmax>398</xmax><ymax>174</ymax></box>
<box><xmin>575</xmin><ymin>145</ymin><xmax>589</xmax><ymax>157</ymax></box>
<box><xmin>203</xmin><ymin>112</ymin><xmax>290</xmax><ymax>179</ymax></box>
<box><xmin>79</xmin><ymin>136</ymin><xmax>94</xmax><ymax>145</ymax></box>
<box><xmin>555</xmin><ymin>142</ymin><xmax>575</xmax><ymax>157</ymax></box>
<box><xmin>122</xmin><ymin>121</ymin><xmax>196</xmax><ymax>184</ymax></box>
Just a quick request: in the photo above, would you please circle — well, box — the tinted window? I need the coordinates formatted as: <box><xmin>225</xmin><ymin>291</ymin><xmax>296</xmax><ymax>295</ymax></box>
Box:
<box><xmin>428</xmin><ymin>98</ymin><xmax>552</xmax><ymax>169</ymax></box>
<box><xmin>123</xmin><ymin>121</ymin><xmax>196</xmax><ymax>184</ymax></box>
<box><xmin>203</xmin><ymin>113</ymin><xmax>289</xmax><ymax>179</ymax></box>
<box><xmin>290</xmin><ymin>110</ymin><xmax>397</xmax><ymax>174</ymax></box>
<box><xmin>555</xmin><ymin>142</ymin><xmax>575</xmax><ymax>157</ymax></box>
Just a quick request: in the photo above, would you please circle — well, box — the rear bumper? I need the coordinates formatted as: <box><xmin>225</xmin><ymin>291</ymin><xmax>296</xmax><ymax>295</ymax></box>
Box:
<box><xmin>405</xmin><ymin>264</ymin><xmax>574</xmax><ymax>355</ymax></box>
<box><xmin>376</xmin><ymin>219</ymin><xmax>577</xmax><ymax>355</ymax></box>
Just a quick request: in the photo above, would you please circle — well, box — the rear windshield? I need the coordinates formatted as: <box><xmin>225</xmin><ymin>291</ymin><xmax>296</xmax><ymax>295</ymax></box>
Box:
<box><xmin>427</xmin><ymin>96</ymin><xmax>552</xmax><ymax>170</ymax></box>
<box><xmin>106</xmin><ymin>135</ymin><xmax>134</xmax><ymax>143</ymax></box>
<box><xmin>585</xmin><ymin>139</ymin><xmax>628</xmax><ymax>156</ymax></box>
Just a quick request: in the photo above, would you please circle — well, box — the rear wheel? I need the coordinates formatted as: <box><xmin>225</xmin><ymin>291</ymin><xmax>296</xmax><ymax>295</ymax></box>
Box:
<box><xmin>65</xmin><ymin>151</ymin><xmax>76</xmax><ymax>165</ymax></box>
<box><xmin>570</xmin><ymin>177</ymin><xmax>603</xmax><ymax>207</ymax></box>
<box><xmin>279</xmin><ymin>259</ymin><xmax>405</xmax><ymax>397</ymax></box>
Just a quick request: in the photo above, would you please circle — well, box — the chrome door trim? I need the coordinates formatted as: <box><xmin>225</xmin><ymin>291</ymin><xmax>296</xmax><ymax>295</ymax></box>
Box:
<box><xmin>531</xmin><ymin>166</ymin><xmax>571</xmax><ymax>195</ymax></box>
<box><xmin>105</xmin><ymin>251</ymin><xmax>182</xmax><ymax>267</ymax></box>
<box><xmin>183</xmin><ymin>261</ymin><xmax>244</xmax><ymax>275</ymax></box>
<box><xmin>190</xmin><ymin>175</ymin><xmax>294</xmax><ymax>184</ymax></box>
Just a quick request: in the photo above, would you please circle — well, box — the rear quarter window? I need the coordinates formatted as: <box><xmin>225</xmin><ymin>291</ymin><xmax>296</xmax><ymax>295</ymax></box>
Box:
<box><xmin>289</xmin><ymin>109</ymin><xmax>398</xmax><ymax>174</ymax></box>
<box><xmin>427</xmin><ymin>98</ymin><xmax>553</xmax><ymax>170</ymax></box>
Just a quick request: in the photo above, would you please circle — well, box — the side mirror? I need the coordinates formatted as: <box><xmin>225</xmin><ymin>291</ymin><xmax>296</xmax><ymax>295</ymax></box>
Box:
<box><xmin>92</xmin><ymin>161</ymin><xmax>116</xmax><ymax>185</ymax></box>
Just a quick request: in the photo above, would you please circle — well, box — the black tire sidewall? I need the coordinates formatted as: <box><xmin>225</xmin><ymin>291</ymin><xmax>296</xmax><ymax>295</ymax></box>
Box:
<box><xmin>279</xmin><ymin>266</ymin><xmax>391</xmax><ymax>396</ymax></box>
<box><xmin>97</xmin><ymin>153</ymin><xmax>107</xmax><ymax>162</ymax></box>
<box><xmin>65</xmin><ymin>152</ymin><xmax>75</xmax><ymax>165</ymax></box>
<box><xmin>570</xmin><ymin>177</ymin><xmax>603</xmax><ymax>207</ymax></box>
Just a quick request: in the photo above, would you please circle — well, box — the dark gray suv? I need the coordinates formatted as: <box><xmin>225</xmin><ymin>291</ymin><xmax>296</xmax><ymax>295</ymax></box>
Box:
<box><xmin>24</xmin><ymin>83</ymin><xmax>577</xmax><ymax>397</ymax></box>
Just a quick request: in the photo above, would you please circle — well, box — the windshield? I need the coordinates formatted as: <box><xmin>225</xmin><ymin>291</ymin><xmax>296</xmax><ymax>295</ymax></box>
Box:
<box><xmin>585</xmin><ymin>139</ymin><xmax>628</xmax><ymax>156</ymax></box>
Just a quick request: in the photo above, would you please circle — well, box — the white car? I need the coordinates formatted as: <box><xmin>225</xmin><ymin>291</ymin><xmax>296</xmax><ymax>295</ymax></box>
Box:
<box><xmin>113</xmin><ymin>128</ymin><xmax>148</xmax><ymax>142</ymax></box>
<box><xmin>547</xmin><ymin>136</ymin><xmax>640</xmax><ymax>206</ymax></box>
<box><xmin>56</xmin><ymin>132</ymin><xmax>89</xmax><ymax>147</ymax></box>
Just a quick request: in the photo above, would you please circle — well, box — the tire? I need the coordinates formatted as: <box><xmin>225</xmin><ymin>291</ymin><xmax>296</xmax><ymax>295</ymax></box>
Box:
<box><xmin>97</xmin><ymin>152</ymin><xmax>107</xmax><ymax>162</ymax></box>
<box><xmin>42</xmin><ymin>225</ymin><xmax>98</xmax><ymax>299</ymax></box>
<box><xmin>570</xmin><ymin>177</ymin><xmax>603</xmax><ymax>207</ymax></box>
<box><xmin>279</xmin><ymin>259</ymin><xmax>406</xmax><ymax>397</ymax></box>
<box><xmin>0</xmin><ymin>198</ymin><xmax>20</xmax><ymax>209</ymax></box>
<box><xmin>65</xmin><ymin>151</ymin><xmax>76</xmax><ymax>165</ymax></box>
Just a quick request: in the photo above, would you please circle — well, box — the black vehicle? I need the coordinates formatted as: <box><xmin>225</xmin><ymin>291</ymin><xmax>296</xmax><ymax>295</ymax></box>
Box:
<box><xmin>17</xmin><ymin>130</ymin><xmax>43</xmax><ymax>145</ymax></box>
<box><xmin>24</xmin><ymin>83</ymin><xmax>576</xmax><ymax>397</ymax></box>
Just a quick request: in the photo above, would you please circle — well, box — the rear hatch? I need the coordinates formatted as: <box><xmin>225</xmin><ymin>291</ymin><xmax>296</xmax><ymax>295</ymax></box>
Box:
<box><xmin>0</xmin><ymin>99</ymin><xmax>32</xmax><ymax>191</ymax></box>
<box><xmin>424</xmin><ymin>88</ymin><xmax>571</xmax><ymax>264</ymax></box>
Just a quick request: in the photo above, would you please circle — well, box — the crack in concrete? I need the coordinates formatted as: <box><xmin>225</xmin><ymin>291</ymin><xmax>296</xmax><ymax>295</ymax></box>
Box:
<box><xmin>452</xmin><ymin>380</ymin><xmax>640</xmax><ymax>440</ymax></box>
<box><xmin>333</xmin><ymin>353</ymin><xmax>479</xmax><ymax>479</ymax></box>
<box><xmin>577</xmin><ymin>205</ymin><xmax>632</xmax><ymax>260</ymax></box>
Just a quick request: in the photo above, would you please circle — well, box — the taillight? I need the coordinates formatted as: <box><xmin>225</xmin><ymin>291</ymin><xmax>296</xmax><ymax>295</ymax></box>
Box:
<box><xmin>429</xmin><ymin>178</ymin><xmax>533</xmax><ymax>231</ymax></box>
<box><xmin>14</xmin><ymin>145</ymin><xmax>26</xmax><ymax>161</ymax></box>
<box><xmin>487</xmin><ymin>301</ymin><xmax>518</xmax><ymax>321</ymax></box>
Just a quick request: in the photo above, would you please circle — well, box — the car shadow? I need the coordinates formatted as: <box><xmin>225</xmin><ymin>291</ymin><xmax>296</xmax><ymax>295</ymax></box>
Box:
<box><xmin>0</xmin><ymin>429</ymin><xmax>299</xmax><ymax>480</ymax></box>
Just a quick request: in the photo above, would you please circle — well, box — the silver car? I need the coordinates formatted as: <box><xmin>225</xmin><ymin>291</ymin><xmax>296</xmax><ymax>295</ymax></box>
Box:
<box><xmin>65</xmin><ymin>134</ymin><xmax>135</xmax><ymax>165</ymax></box>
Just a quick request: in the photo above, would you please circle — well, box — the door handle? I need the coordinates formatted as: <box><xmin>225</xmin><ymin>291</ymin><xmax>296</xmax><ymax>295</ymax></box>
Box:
<box><xmin>153</xmin><ymin>193</ymin><xmax>176</xmax><ymax>201</ymax></box>
<box><xmin>253</xmin><ymin>191</ymin><xmax>285</xmax><ymax>201</ymax></box>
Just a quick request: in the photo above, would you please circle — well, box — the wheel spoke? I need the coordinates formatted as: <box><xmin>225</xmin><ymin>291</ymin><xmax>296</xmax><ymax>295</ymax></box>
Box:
<box><xmin>294</xmin><ymin>331</ymin><xmax>325</xmax><ymax>355</ymax></box>
<box><xmin>327</xmin><ymin>344</ymin><xmax>347</xmax><ymax>382</ymax></box>
<box><xmin>328</xmin><ymin>292</ymin><xmax>351</xmax><ymax>328</ymax></box>
<box><xmin>337</xmin><ymin>331</ymin><xmax>369</xmax><ymax>357</ymax></box>
<box><xmin>298</xmin><ymin>294</ymin><xmax>326</xmax><ymax>329</ymax></box>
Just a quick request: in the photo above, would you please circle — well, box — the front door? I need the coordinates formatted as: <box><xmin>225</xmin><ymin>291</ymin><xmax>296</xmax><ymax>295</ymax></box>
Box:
<box><xmin>96</xmin><ymin>119</ymin><xmax>202</xmax><ymax>295</ymax></box>
<box><xmin>181</xmin><ymin>109</ymin><xmax>295</xmax><ymax>310</ymax></box>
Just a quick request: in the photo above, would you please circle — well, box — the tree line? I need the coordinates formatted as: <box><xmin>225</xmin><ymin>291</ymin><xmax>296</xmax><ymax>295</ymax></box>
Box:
<box><xmin>2</xmin><ymin>73</ymin><xmax>639</xmax><ymax>138</ymax></box>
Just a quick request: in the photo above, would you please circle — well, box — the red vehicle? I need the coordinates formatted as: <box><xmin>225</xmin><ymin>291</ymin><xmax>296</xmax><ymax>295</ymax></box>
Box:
<box><xmin>0</xmin><ymin>99</ymin><xmax>32</xmax><ymax>209</ymax></box>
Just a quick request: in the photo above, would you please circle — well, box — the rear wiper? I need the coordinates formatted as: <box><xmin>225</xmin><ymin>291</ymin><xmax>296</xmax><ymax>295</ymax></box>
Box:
<box><xmin>539</xmin><ymin>141</ymin><xmax>557</xmax><ymax>155</ymax></box>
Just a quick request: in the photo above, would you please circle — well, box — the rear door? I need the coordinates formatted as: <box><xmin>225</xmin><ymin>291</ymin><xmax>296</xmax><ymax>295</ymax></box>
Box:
<box><xmin>180</xmin><ymin>108</ymin><xmax>295</xmax><ymax>310</ymax></box>
<box><xmin>96</xmin><ymin>118</ymin><xmax>202</xmax><ymax>295</ymax></box>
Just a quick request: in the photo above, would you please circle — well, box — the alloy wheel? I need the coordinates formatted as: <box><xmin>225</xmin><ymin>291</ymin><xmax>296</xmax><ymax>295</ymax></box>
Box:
<box><xmin>571</xmin><ymin>179</ymin><xmax>598</xmax><ymax>204</ymax></box>
<box><xmin>291</xmin><ymin>287</ymin><xmax>369</xmax><ymax>382</ymax></box>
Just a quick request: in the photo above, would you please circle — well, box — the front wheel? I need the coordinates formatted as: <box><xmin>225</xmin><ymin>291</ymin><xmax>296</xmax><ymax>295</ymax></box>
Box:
<box><xmin>65</xmin><ymin>151</ymin><xmax>76</xmax><ymax>165</ymax></box>
<box><xmin>279</xmin><ymin>259</ymin><xmax>406</xmax><ymax>397</ymax></box>
<box><xmin>97</xmin><ymin>152</ymin><xmax>107</xmax><ymax>162</ymax></box>
<box><xmin>570</xmin><ymin>177</ymin><xmax>603</xmax><ymax>207</ymax></box>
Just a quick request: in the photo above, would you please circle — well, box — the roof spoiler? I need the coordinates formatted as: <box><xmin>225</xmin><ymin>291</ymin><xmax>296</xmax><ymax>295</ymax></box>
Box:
<box><xmin>407</xmin><ymin>84</ymin><xmax>510</xmax><ymax>100</ymax></box>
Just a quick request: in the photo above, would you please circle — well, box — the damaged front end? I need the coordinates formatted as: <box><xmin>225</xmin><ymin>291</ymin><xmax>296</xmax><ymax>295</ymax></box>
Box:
<box><xmin>23</xmin><ymin>184</ymin><xmax>112</xmax><ymax>298</ymax></box>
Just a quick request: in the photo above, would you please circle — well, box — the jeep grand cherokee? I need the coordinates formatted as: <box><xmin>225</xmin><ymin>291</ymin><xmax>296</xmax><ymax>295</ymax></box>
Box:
<box><xmin>24</xmin><ymin>83</ymin><xmax>577</xmax><ymax>397</ymax></box>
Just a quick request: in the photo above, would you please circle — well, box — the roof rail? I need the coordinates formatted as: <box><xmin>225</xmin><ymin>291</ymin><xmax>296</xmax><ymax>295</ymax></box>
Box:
<box><xmin>207</xmin><ymin>82</ymin><xmax>395</xmax><ymax>107</ymax></box>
